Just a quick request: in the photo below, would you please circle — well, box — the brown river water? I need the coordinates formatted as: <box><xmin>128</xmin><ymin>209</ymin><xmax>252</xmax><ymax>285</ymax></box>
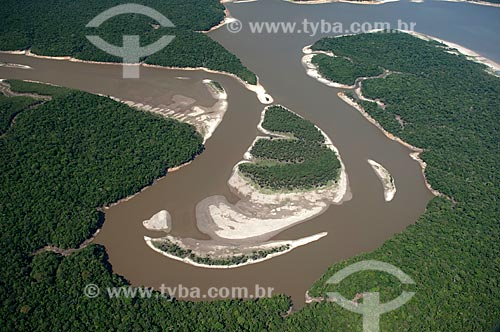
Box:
<box><xmin>1</xmin><ymin>0</ymin><xmax>499</xmax><ymax>308</ymax></box>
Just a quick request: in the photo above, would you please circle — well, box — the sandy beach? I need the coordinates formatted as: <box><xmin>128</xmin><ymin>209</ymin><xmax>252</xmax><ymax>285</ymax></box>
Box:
<box><xmin>145</xmin><ymin>105</ymin><xmax>350</xmax><ymax>267</ymax></box>
<box><xmin>367</xmin><ymin>159</ymin><xmax>396</xmax><ymax>201</ymax></box>
<box><xmin>338</xmin><ymin>92</ymin><xmax>442</xmax><ymax>198</ymax></box>
<box><xmin>144</xmin><ymin>232</ymin><xmax>327</xmax><ymax>269</ymax></box>
<box><xmin>401</xmin><ymin>30</ymin><xmax>500</xmax><ymax>74</ymax></box>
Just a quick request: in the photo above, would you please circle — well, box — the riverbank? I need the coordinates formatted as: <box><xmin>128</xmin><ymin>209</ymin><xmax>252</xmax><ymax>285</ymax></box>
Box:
<box><xmin>439</xmin><ymin>0</ymin><xmax>500</xmax><ymax>7</ymax></box>
<box><xmin>338</xmin><ymin>92</ymin><xmax>441</xmax><ymax>198</ymax></box>
<box><xmin>0</xmin><ymin>49</ymin><xmax>274</xmax><ymax>104</ymax></box>
<box><xmin>401</xmin><ymin>30</ymin><xmax>500</xmax><ymax>75</ymax></box>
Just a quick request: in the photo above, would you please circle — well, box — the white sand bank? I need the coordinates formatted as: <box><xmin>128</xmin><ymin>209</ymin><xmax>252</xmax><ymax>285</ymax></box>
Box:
<box><xmin>367</xmin><ymin>159</ymin><xmax>396</xmax><ymax>201</ymax></box>
<box><xmin>144</xmin><ymin>232</ymin><xmax>327</xmax><ymax>269</ymax></box>
<box><xmin>402</xmin><ymin>30</ymin><xmax>500</xmax><ymax>75</ymax></box>
<box><xmin>301</xmin><ymin>46</ymin><xmax>355</xmax><ymax>89</ymax></box>
<box><xmin>143</xmin><ymin>210</ymin><xmax>171</xmax><ymax>232</ymax></box>
<box><xmin>197</xmin><ymin>105</ymin><xmax>350</xmax><ymax>241</ymax></box>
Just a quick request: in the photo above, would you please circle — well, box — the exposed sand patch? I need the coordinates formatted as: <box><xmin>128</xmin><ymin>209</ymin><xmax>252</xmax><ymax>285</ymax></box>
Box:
<box><xmin>109</xmin><ymin>80</ymin><xmax>228</xmax><ymax>143</ymax></box>
<box><xmin>146</xmin><ymin>105</ymin><xmax>349</xmax><ymax>267</ymax></box>
<box><xmin>0</xmin><ymin>62</ymin><xmax>32</xmax><ymax>70</ymax></box>
<box><xmin>367</xmin><ymin>159</ymin><xmax>396</xmax><ymax>201</ymax></box>
<box><xmin>144</xmin><ymin>232</ymin><xmax>327</xmax><ymax>269</ymax></box>
<box><xmin>196</xmin><ymin>105</ymin><xmax>350</xmax><ymax>242</ymax></box>
<box><xmin>143</xmin><ymin>210</ymin><xmax>171</xmax><ymax>232</ymax></box>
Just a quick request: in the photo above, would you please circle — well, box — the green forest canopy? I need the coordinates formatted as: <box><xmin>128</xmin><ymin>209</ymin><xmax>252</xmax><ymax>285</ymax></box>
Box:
<box><xmin>1</xmin><ymin>29</ymin><xmax>500</xmax><ymax>330</ymax></box>
<box><xmin>306</xmin><ymin>31</ymin><xmax>500</xmax><ymax>331</ymax></box>
<box><xmin>0</xmin><ymin>0</ymin><xmax>257</xmax><ymax>84</ymax></box>
<box><xmin>239</xmin><ymin>105</ymin><xmax>341</xmax><ymax>190</ymax></box>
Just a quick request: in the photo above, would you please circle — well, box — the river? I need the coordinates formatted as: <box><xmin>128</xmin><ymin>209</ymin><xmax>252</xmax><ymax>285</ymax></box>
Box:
<box><xmin>1</xmin><ymin>0</ymin><xmax>498</xmax><ymax>308</ymax></box>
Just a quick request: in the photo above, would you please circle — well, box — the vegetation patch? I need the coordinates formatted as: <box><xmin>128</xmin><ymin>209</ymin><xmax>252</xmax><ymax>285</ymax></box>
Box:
<box><xmin>303</xmin><ymin>31</ymin><xmax>500</xmax><ymax>330</ymax></box>
<box><xmin>152</xmin><ymin>239</ymin><xmax>290</xmax><ymax>267</ymax></box>
<box><xmin>311</xmin><ymin>54</ymin><xmax>383</xmax><ymax>86</ymax></box>
<box><xmin>239</xmin><ymin>105</ymin><xmax>341</xmax><ymax>191</ymax></box>
<box><xmin>0</xmin><ymin>0</ymin><xmax>257</xmax><ymax>84</ymax></box>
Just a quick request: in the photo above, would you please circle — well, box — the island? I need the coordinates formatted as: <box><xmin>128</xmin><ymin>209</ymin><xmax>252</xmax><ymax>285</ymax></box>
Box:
<box><xmin>367</xmin><ymin>159</ymin><xmax>396</xmax><ymax>202</ymax></box>
<box><xmin>145</xmin><ymin>104</ymin><xmax>350</xmax><ymax>267</ymax></box>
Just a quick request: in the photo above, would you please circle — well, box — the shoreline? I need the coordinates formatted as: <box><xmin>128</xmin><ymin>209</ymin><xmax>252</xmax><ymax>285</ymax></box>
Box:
<box><xmin>198</xmin><ymin>104</ymin><xmax>350</xmax><ymax>241</ymax></box>
<box><xmin>0</xmin><ymin>49</ymin><xmax>274</xmax><ymax>105</ymax></box>
<box><xmin>400</xmin><ymin>30</ymin><xmax>500</xmax><ymax>75</ymax></box>
<box><xmin>144</xmin><ymin>232</ymin><xmax>327</xmax><ymax>269</ymax></box>
<box><xmin>338</xmin><ymin>92</ymin><xmax>442</xmax><ymax>197</ymax></box>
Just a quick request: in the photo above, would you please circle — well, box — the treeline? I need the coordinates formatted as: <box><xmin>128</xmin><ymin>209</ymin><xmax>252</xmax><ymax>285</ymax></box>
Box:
<box><xmin>6</xmin><ymin>79</ymin><xmax>72</xmax><ymax>97</ymax></box>
<box><xmin>0</xmin><ymin>0</ymin><xmax>257</xmax><ymax>84</ymax></box>
<box><xmin>239</xmin><ymin>105</ymin><xmax>341</xmax><ymax>190</ymax></box>
<box><xmin>154</xmin><ymin>239</ymin><xmax>290</xmax><ymax>266</ymax></box>
<box><xmin>312</xmin><ymin>54</ymin><xmax>383</xmax><ymax>85</ymax></box>
<box><xmin>303</xmin><ymin>31</ymin><xmax>500</xmax><ymax>331</ymax></box>
<box><xmin>0</xmin><ymin>95</ymin><xmax>35</xmax><ymax>134</ymax></box>
<box><xmin>261</xmin><ymin>105</ymin><xmax>325</xmax><ymax>142</ymax></box>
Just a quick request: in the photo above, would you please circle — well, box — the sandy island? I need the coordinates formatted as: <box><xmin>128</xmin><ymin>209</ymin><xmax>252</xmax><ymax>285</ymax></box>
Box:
<box><xmin>144</xmin><ymin>232</ymin><xmax>327</xmax><ymax>269</ymax></box>
<box><xmin>367</xmin><ymin>159</ymin><xmax>396</xmax><ymax>201</ymax></box>
<box><xmin>144</xmin><ymin>105</ymin><xmax>350</xmax><ymax>268</ymax></box>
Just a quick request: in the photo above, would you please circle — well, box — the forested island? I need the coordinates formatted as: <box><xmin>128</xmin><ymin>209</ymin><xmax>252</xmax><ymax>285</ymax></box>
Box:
<box><xmin>300</xmin><ymin>31</ymin><xmax>500</xmax><ymax>330</ymax></box>
<box><xmin>239</xmin><ymin>105</ymin><xmax>341</xmax><ymax>191</ymax></box>
<box><xmin>0</xmin><ymin>0</ymin><xmax>257</xmax><ymax>84</ymax></box>
<box><xmin>144</xmin><ymin>105</ymin><xmax>346</xmax><ymax>269</ymax></box>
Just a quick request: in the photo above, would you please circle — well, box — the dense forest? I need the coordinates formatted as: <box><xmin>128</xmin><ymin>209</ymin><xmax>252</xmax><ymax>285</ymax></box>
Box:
<box><xmin>311</xmin><ymin>53</ymin><xmax>383</xmax><ymax>86</ymax></box>
<box><xmin>0</xmin><ymin>94</ymin><xmax>35</xmax><ymax>134</ymax></box>
<box><xmin>0</xmin><ymin>0</ymin><xmax>257</xmax><ymax>84</ymax></box>
<box><xmin>1</xmin><ymin>33</ymin><xmax>499</xmax><ymax>332</ymax></box>
<box><xmin>306</xmin><ymin>31</ymin><xmax>500</xmax><ymax>330</ymax></box>
<box><xmin>239</xmin><ymin>105</ymin><xmax>341</xmax><ymax>190</ymax></box>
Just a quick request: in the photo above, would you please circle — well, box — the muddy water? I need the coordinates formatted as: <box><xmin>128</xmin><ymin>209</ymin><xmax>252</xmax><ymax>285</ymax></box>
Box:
<box><xmin>2</xmin><ymin>0</ymin><xmax>499</xmax><ymax>308</ymax></box>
